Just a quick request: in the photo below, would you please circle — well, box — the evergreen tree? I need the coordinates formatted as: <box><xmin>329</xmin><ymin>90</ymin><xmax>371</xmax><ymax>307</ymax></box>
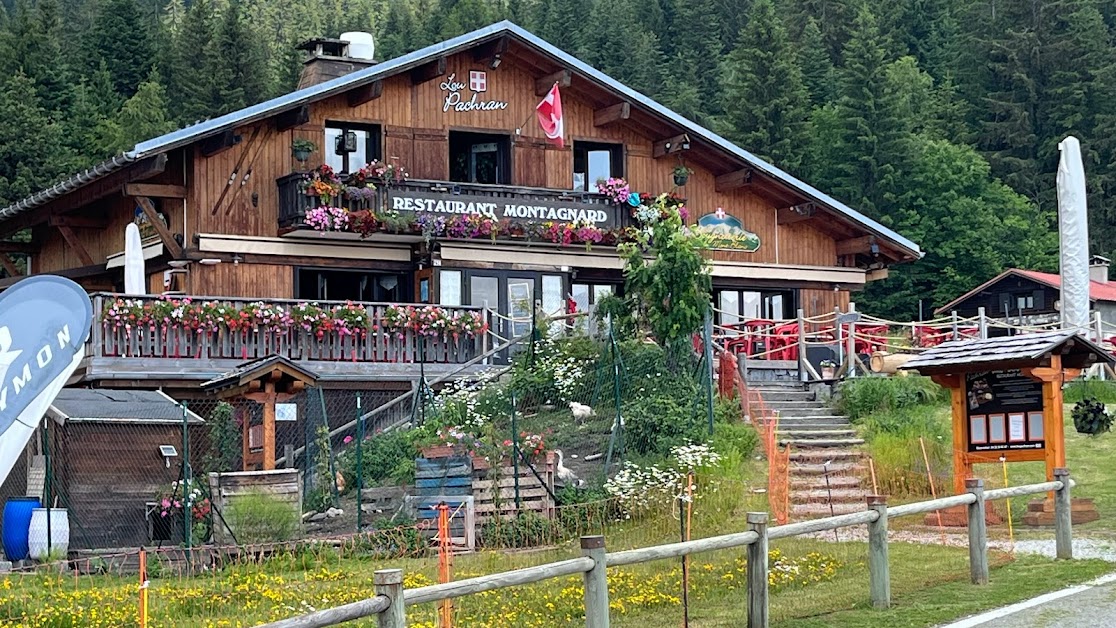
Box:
<box><xmin>659</xmin><ymin>53</ymin><xmax>702</xmax><ymax>120</ymax></box>
<box><xmin>0</xmin><ymin>72</ymin><xmax>76</xmax><ymax>205</ymax></box>
<box><xmin>98</xmin><ymin>71</ymin><xmax>175</xmax><ymax>154</ymax></box>
<box><xmin>537</xmin><ymin>0</ymin><xmax>592</xmax><ymax>55</ymax></box>
<box><xmin>797</xmin><ymin>17</ymin><xmax>835</xmax><ymax>106</ymax></box>
<box><xmin>378</xmin><ymin>0</ymin><xmax>422</xmax><ymax>58</ymax></box>
<box><xmin>165</xmin><ymin>0</ymin><xmax>217</xmax><ymax>126</ymax></box>
<box><xmin>84</xmin><ymin>0</ymin><xmax>154</xmax><ymax>97</ymax></box>
<box><xmin>719</xmin><ymin>0</ymin><xmax>809</xmax><ymax>172</ymax></box>
<box><xmin>205</xmin><ymin>1</ymin><xmax>271</xmax><ymax>116</ymax></box>
<box><xmin>664</xmin><ymin>0</ymin><xmax>723</xmax><ymax>121</ymax></box>
<box><xmin>65</xmin><ymin>63</ymin><xmax>122</xmax><ymax>163</ymax></box>
<box><xmin>582</xmin><ymin>0</ymin><xmax>663</xmax><ymax>95</ymax></box>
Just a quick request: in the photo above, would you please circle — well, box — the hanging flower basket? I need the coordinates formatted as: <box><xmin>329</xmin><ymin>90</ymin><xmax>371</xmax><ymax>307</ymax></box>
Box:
<box><xmin>1072</xmin><ymin>398</ymin><xmax>1113</xmax><ymax>436</ymax></box>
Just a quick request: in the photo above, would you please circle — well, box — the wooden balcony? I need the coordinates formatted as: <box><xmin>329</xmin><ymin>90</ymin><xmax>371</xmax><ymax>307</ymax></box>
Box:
<box><xmin>80</xmin><ymin>294</ymin><xmax>496</xmax><ymax>387</ymax></box>
<box><xmin>277</xmin><ymin>174</ymin><xmax>626</xmax><ymax>232</ymax></box>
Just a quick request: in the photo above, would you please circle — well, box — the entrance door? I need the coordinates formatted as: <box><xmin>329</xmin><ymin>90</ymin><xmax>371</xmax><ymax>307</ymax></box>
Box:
<box><xmin>507</xmin><ymin>278</ymin><xmax>534</xmax><ymax>340</ymax></box>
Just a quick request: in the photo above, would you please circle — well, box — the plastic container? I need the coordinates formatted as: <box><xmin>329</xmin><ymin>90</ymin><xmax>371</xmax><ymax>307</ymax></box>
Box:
<box><xmin>28</xmin><ymin>507</ymin><xmax>69</xmax><ymax>561</ymax></box>
<box><xmin>2</xmin><ymin>497</ymin><xmax>41</xmax><ymax>561</ymax></box>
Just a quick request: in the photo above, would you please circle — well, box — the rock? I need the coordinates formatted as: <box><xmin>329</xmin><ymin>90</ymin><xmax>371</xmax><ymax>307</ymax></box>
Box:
<box><xmin>309</xmin><ymin>512</ymin><xmax>328</xmax><ymax>522</ymax></box>
<box><xmin>325</xmin><ymin>507</ymin><xmax>344</xmax><ymax>518</ymax></box>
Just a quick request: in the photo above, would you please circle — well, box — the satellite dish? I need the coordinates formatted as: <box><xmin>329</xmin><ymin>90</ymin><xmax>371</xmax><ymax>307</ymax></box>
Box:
<box><xmin>341</xmin><ymin>31</ymin><xmax>375</xmax><ymax>60</ymax></box>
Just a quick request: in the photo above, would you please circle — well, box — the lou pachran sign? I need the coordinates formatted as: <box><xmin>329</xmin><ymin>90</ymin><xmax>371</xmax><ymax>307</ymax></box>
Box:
<box><xmin>965</xmin><ymin>369</ymin><xmax>1045</xmax><ymax>452</ymax></box>
<box><xmin>0</xmin><ymin>276</ymin><xmax>93</xmax><ymax>486</ymax></box>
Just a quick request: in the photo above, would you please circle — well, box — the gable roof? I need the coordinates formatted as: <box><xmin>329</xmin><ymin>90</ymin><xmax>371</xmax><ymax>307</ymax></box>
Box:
<box><xmin>0</xmin><ymin>21</ymin><xmax>920</xmax><ymax>260</ymax></box>
<box><xmin>901</xmin><ymin>329</ymin><xmax>1114</xmax><ymax>374</ymax></box>
<box><xmin>935</xmin><ymin>268</ymin><xmax>1116</xmax><ymax>314</ymax></box>
<box><xmin>47</xmin><ymin>388</ymin><xmax>204</xmax><ymax>424</ymax></box>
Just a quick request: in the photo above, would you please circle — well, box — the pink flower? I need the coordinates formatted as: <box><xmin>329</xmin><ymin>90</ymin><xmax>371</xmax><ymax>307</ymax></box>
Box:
<box><xmin>343</xmin><ymin>435</ymin><xmax>354</xmax><ymax>444</ymax></box>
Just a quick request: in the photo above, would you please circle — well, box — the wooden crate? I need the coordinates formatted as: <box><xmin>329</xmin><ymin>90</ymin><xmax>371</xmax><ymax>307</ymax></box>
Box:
<box><xmin>471</xmin><ymin>452</ymin><xmax>556</xmax><ymax>523</ymax></box>
<box><xmin>207</xmin><ymin>469</ymin><xmax>302</xmax><ymax>546</ymax></box>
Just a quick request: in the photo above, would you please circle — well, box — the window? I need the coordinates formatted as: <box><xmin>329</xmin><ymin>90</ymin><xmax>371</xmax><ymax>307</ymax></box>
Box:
<box><xmin>1015</xmin><ymin>294</ymin><xmax>1034</xmax><ymax>310</ymax></box>
<box><xmin>324</xmin><ymin>122</ymin><xmax>382</xmax><ymax>174</ymax></box>
<box><xmin>296</xmin><ymin>268</ymin><xmax>409</xmax><ymax>302</ymax></box>
<box><xmin>449</xmin><ymin>131</ymin><xmax>510</xmax><ymax>184</ymax></box>
<box><xmin>573</xmin><ymin>142</ymin><xmax>624</xmax><ymax>191</ymax></box>
<box><xmin>715</xmin><ymin>289</ymin><xmax>795</xmax><ymax>323</ymax></box>
<box><xmin>440</xmin><ymin>270</ymin><xmax>463</xmax><ymax>305</ymax></box>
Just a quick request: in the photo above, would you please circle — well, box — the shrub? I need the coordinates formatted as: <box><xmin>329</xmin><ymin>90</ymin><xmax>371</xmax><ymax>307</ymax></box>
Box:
<box><xmin>204</xmin><ymin>402</ymin><xmax>239</xmax><ymax>474</ymax></box>
<box><xmin>709</xmin><ymin>421</ymin><xmax>759</xmax><ymax>466</ymax></box>
<box><xmin>335</xmin><ymin>430</ymin><xmax>418</xmax><ymax>490</ymax></box>
<box><xmin>226</xmin><ymin>490</ymin><xmax>301</xmax><ymax>544</ymax></box>
<box><xmin>836</xmin><ymin>375</ymin><xmax>948</xmax><ymax>421</ymax></box>
<box><xmin>623</xmin><ymin>393</ymin><xmax>707</xmax><ymax>456</ymax></box>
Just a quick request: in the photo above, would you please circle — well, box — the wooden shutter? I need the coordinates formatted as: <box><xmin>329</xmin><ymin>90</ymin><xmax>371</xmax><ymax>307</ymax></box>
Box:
<box><xmin>412</xmin><ymin>129</ymin><xmax>448</xmax><ymax>180</ymax></box>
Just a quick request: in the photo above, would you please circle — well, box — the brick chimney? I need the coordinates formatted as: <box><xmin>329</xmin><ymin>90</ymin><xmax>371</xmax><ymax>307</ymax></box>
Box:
<box><xmin>296</xmin><ymin>33</ymin><xmax>377</xmax><ymax>89</ymax></box>
<box><xmin>1090</xmin><ymin>255</ymin><xmax>1110</xmax><ymax>284</ymax></box>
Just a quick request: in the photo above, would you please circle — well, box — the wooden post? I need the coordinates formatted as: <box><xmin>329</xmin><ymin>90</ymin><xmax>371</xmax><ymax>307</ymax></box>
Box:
<box><xmin>866</xmin><ymin>495</ymin><xmax>890</xmax><ymax>609</ymax></box>
<box><xmin>965</xmin><ymin>478</ymin><xmax>989</xmax><ymax>585</ymax></box>
<box><xmin>746</xmin><ymin>512</ymin><xmax>768</xmax><ymax>628</ymax></box>
<box><xmin>951</xmin><ymin>311</ymin><xmax>959</xmax><ymax>340</ymax></box>
<box><xmin>846</xmin><ymin>303</ymin><xmax>857</xmax><ymax>378</ymax></box>
<box><xmin>1054</xmin><ymin>467</ymin><xmax>1073</xmax><ymax>560</ymax></box>
<box><xmin>283</xmin><ymin>444</ymin><xmax>295</xmax><ymax>469</ymax></box>
<box><xmin>581</xmin><ymin>536</ymin><xmax>609</xmax><ymax>627</ymax></box>
<box><xmin>796</xmin><ymin>308</ymin><xmax>807</xmax><ymax>382</ymax></box>
<box><xmin>834</xmin><ymin>306</ymin><xmax>844</xmax><ymax>371</ymax></box>
<box><xmin>261</xmin><ymin>381</ymin><xmax>277</xmax><ymax>470</ymax></box>
<box><xmin>1094</xmin><ymin>313</ymin><xmax>1107</xmax><ymax>380</ymax></box>
<box><xmin>139</xmin><ymin>548</ymin><xmax>149</xmax><ymax>628</ymax></box>
<box><xmin>977</xmin><ymin>307</ymin><xmax>987</xmax><ymax>339</ymax></box>
<box><xmin>375</xmin><ymin>569</ymin><xmax>406</xmax><ymax>628</ymax></box>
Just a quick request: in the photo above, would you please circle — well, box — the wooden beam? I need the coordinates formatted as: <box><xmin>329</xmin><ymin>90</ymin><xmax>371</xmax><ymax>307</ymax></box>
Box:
<box><xmin>56</xmin><ymin>224</ymin><xmax>94</xmax><ymax>266</ymax></box>
<box><xmin>836</xmin><ymin>235</ymin><xmax>878</xmax><ymax>257</ymax></box>
<box><xmin>123</xmin><ymin>183</ymin><xmax>187</xmax><ymax>199</ymax></box>
<box><xmin>0</xmin><ymin>262</ymin><xmax>108</xmax><ymax>289</ymax></box>
<box><xmin>48</xmin><ymin>215</ymin><xmax>105</xmax><ymax>229</ymax></box>
<box><xmin>0</xmin><ymin>241</ymin><xmax>38</xmax><ymax>253</ymax></box>
<box><xmin>0</xmin><ymin>253</ymin><xmax>19</xmax><ymax>278</ymax></box>
<box><xmin>652</xmin><ymin>134</ymin><xmax>690</xmax><ymax>159</ymax></box>
<box><xmin>199</xmin><ymin>130</ymin><xmax>241</xmax><ymax>157</ymax></box>
<box><xmin>472</xmin><ymin>36</ymin><xmax>509</xmax><ymax>65</ymax></box>
<box><xmin>134</xmin><ymin>196</ymin><xmax>183</xmax><ymax>259</ymax></box>
<box><xmin>347</xmin><ymin>81</ymin><xmax>383</xmax><ymax>107</ymax></box>
<box><xmin>535</xmin><ymin>69</ymin><xmax>571</xmax><ymax>96</ymax></box>
<box><xmin>410</xmin><ymin>57</ymin><xmax>446</xmax><ymax>84</ymax></box>
<box><xmin>593</xmin><ymin>102</ymin><xmax>631</xmax><ymax>127</ymax></box>
<box><xmin>274</xmin><ymin>105</ymin><xmax>310</xmax><ymax>132</ymax></box>
<box><xmin>714</xmin><ymin>169</ymin><xmax>754</xmax><ymax>193</ymax></box>
<box><xmin>777</xmin><ymin>203</ymin><xmax>817</xmax><ymax>225</ymax></box>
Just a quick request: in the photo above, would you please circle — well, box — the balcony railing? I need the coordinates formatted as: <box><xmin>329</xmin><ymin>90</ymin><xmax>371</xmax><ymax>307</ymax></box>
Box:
<box><xmin>89</xmin><ymin>294</ymin><xmax>492</xmax><ymax>369</ymax></box>
<box><xmin>277</xmin><ymin>174</ymin><xmax>626</xmax><ymax>232</ymax></box>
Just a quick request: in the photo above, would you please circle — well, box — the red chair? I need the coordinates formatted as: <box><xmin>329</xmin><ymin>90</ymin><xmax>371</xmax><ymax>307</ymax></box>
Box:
<box><xmin>854</xmin><ymin>324</ymin><xmax>889</xmax><ymax>355</ymax></box>
<box><xmin>740</xmin><ymin>319</ymin><xmax>776</xmax><ymax>358</ymax></box>
<box><xmin>772</xmin><ymin>322</ymin><xmax>800</xmax><ymax>360</ymax></box>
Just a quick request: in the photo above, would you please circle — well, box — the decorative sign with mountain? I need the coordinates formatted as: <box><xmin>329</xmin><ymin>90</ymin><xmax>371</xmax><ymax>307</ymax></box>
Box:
<box><xmin>696</xmin><ymin>208</ymin><xmax>761</xmax><ymax>252</ymax></box>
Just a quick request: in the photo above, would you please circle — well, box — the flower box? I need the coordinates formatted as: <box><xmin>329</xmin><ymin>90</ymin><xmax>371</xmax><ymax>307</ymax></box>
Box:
<box><xmin>421</xmin><ymin>445</ymin><xmax>466</xmax><ymax>459</ymax></box>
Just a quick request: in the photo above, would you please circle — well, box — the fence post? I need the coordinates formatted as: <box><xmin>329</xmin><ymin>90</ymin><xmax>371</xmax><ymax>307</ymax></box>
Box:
<box><xmin>866</xmin><ymin>495</ymin><xmax>890</xmax><ymax>609</ymax></box>
<box><xmin>581</xmin><ymin>535</ymin><xmax>609</xmax><ymax>627</ymax></box>
<box><xmin>746</xmin><ymin>512</ymin><xmax>769</xmax><ymax>628</ymax></box>
<box><xmin>965</xmin><ymin>478</ymin><xmax>989</xmax><ymax>585</ymax></box>
<box><xmin>846</xmin><ymin>303</ymin><xmax>857</xmax><ymax>378</ymax></box>
<box><xmin>796</xmin><ymin>308</ymin><xmax>807</xmax><ymax>383</ymax></box>
<box><xmin>977</xmin><ymin>307</ymin><xmax>987</xmax><ymax>339</ymax></box>
<box><xmin>356</xmin><ymin>393</ymin><xmax>364</xmax><ymax>532</ymax></box>
<box><xmin>375</xmin><ymin>569</ymin><xmax>406</xmax><ymax>628</ymax></box>
<box><xmin>951</xmin><ymin>311</ymin><xmax>959</xmax><ymax>341</ymax></box>
<box><xmin>1054</xmin><ymin>468</ymin><xmax>1073</xmax><ymax>559</ymax></box>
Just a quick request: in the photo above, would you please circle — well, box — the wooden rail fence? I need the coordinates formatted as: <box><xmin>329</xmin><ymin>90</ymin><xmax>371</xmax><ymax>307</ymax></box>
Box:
<box><xmin>258</xmin><ymin>469</ymin><xmax>1078</xmax><ymax>628</ymax></box>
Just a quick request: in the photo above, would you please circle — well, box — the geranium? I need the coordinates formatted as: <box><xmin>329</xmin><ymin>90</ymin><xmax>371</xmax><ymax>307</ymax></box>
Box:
<box><xmin>572</xmin><ymin>220</ymin><xmax>604</xmax><ymax>251</ymax></box>
<box><xmin>382</xmin><ymin>305</ymin><xmax>489</xmax><ymax>339</ymax></box>
<box><xmin>304</xmin><ymin>206</ymin><xmax>350</xmax><ymax>232</ymax></box>
<box><xmin>596</xmin><ymin>177</ymin><xmax>631</xmax><ymax>204</ymax></box>
<box><xmin>302</xmin><ymin>164</ymin><xmax>343</xmax><ymax>204</ymax></box>
<box><xmin>331</xmin><ymin>302</ymin><xmax>371</xmax><ymax>337</ymax></box>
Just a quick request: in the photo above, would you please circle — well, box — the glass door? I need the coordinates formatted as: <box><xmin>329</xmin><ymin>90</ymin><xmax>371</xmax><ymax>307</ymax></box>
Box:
<box><xmin>507</xmin><ymin>278</ymin><xmax>534</xmax><ymax>339</ymax></box>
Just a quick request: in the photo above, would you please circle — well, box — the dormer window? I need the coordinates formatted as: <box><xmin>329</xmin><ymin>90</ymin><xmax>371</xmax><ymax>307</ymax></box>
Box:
<box><xmin>324</xmin><ymin>122</ymin><xmax>381</xmax><ymax>175</ymax></box>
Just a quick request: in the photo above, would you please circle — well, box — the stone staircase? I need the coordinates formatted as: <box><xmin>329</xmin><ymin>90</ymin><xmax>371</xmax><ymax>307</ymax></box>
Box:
<box><xmin>753</xmin><ymin>382</ymin><xmax>870</xmax><ymax>519</ymax></box>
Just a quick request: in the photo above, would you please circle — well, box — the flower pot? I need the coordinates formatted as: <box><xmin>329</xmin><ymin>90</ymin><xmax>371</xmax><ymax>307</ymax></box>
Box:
<box><xmin>673</xmin><ymin>173</ymin><xmax>689</xmax><ymax>186</ymax></box>
<box><xmin>821</xmin><ymin>367</ymin><xmax>836</xmax><ymax>380</ymax></box>
<box><xmin>293</xmin><ymin>148</ymin><xmax>311</xmax><ymax>162</ymax></box>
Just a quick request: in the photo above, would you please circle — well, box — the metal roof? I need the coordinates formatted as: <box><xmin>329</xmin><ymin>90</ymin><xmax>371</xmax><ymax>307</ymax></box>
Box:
<box><xmin>901</xmin><ymin>330</ymin><xmax>1114</xmax><ymax>372</ymax></box>
<box><xmin>47</xmin><ymin>389</ymin><xmax>204</xmax><ymax>424</ymax></box>
<box><xmin>0</xmin><ymin>21</ymin><xmax>921</xmax><ymax>258</ymax></box>
<box><xmin>935</xmin><ymin>268</ymin><xmax>1116</xmax><ymax>314</ymax></box>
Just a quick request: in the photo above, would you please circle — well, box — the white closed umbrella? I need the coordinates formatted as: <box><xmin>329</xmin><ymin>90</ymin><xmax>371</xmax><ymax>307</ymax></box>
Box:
<box><xmin>123</xmin><ymin>222</ymin><xmax>145</xmax><ymax>295</ymax></box>
<box><xmin>1057</xmin><ymin>136</ymin><xmax>1090</xmax><ymax>332</ymax></box>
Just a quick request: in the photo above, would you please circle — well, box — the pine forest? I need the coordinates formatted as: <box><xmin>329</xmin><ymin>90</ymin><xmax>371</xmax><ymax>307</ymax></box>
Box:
<box><xmin>2</xmin><ymin>0</ymin><xmax>1113</xmax><ymax>318</ymax></box>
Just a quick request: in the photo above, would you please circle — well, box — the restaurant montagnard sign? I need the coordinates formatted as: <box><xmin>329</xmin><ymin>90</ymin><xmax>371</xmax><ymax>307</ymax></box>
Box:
<box><xmin>387</xmin><ymin>188</ymin><xmax>621</xmax><ymax>227</ymax></box>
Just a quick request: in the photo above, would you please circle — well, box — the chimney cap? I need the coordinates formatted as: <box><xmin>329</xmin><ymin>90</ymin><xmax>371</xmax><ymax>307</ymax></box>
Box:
<box><xmin>1091</xmin><ymin>255</ymin><xmax>1111</xmax><ymax>266</ymax></box>
<box><xmin>296</xmin><ymin>37</ymin><xmax>351</xmax><ymax>57</ymax></box>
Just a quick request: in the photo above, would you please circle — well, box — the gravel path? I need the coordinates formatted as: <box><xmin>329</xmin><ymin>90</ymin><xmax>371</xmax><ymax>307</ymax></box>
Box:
<box><xmin>939</xmin><ymin>573</ymin><xmax>1116</xmax><ymax>628</ymax></box>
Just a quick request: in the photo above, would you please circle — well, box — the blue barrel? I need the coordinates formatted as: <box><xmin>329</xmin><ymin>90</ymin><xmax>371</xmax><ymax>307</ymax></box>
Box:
<box><xmin>3</xmin><ymin>497</ymin><xmax>41</xmax><ymax>561</ymax></box>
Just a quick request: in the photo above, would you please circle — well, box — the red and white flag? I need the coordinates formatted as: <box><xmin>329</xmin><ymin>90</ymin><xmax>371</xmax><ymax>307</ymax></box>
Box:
<box><xmin>536</xmin><ymin>83</ymin><xmax>564</xmax><ymax>148</ymax></box>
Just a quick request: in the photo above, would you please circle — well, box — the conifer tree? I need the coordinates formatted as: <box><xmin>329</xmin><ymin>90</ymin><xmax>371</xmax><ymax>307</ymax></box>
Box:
<box><xmin>0</xmin><ymin>72</ymin><xmax>76</xmax><ymax>205</ymax></box>
<box><xmin>65</xmin><ymin>64</ymin><xmax>122</xmax><ymax>163</ymax></box>
<box><xmin>99</xmin><ymin>71</ymin><xmax>175</xmax><ymax>154</ymax></box>
<box><xmin>205</xmin><ymin>1</ymin><xmax>271</xmax><ymax>115</ymax></box>
<box><xmin>719</xmin><ymin>0</ymin><xmax>809</xmax><ymax>172</ymax></box>
<box><xmin>798</xmin><ymin>17</ymin><xmax>835</xmax><ymax>106</ymax></box>
<box><xmin>84</xmin><ymin>0</ymin><xmax>154</xmax><ymax>97</ymax></box>
<box><xmin>665</xmin><ymin>0</ymin><xmax>723</xmax><ymax>121</ymax></box>
<box><xmin>165</xmin><ymin>0</ymin><xmax>217</xmax><ymax>126</ymax></box>
<box><xmin>378</xmin><ymin>0</ymin><xmax>422</xmax><ymax>58</ymax></box>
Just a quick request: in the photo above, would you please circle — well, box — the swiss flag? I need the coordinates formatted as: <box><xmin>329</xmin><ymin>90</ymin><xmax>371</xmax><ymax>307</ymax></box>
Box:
<box><xmin>536</xmin><ymin>83</ymin><xmax>564</xmax><ymax>148</ymax></box>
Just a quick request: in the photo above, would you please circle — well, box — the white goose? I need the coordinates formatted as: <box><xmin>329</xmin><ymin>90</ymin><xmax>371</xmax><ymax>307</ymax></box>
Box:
<box><xmin>553</xmin><ymin>449</ymin><xmax>584</xmax><ymax>488</ymax></box>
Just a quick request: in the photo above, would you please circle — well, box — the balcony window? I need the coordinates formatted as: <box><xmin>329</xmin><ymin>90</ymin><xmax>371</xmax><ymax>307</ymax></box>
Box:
<box><xmin>296</xmin><ymin>268</ymin><xmax>409</xmax><ymax>302</ymax></box>
<box><xmin>324</xmin><ymin>122</ymin><xmax>382</xmax><ymax>175</ymax></box>
<box><xmin>716</xmin><ymin>289</ymin><xmax>796</xmax><ymax>323</ymax></box>
<box><xmin>573</xmin><ymin>141</ymin><xmax>623</xmax><ymax>191</ymax></box>
<box><xmin>450</xmin><ymin>131</ymin><xmax>510</xmax><ymax>184</ymax></box>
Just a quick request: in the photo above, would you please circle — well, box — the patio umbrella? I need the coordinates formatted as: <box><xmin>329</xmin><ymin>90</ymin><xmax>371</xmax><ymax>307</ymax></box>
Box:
<box><xmin>123</xmin><ymin>222</ymin><xmax>145</xmax><ymax>295</ymax></box>
<box><xmin>1057</xmin><ymin>136</ymin><xmax>1090</xmax><ymax>332</ymax></box>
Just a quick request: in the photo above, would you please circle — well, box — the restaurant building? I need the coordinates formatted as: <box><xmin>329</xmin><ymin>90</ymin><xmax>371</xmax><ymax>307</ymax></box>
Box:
<box><xmin>0</xmin><ymin>21</ymin><xmax>921</xmax><ymax>392</ymax></box>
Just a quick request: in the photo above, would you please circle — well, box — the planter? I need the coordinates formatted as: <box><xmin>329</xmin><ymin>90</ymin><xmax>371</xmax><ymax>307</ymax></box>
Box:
<box><xmin>293</xmin><ymin>148</ymin><xmax>311</xmax><ymax>163</ymax></box>
<box><xmin>673</xmin><ymin>173</ymin><xmax>689</xmax><ymax>186</ymax></box>
<box><xmin>28</xmin><ymin>508</ymin><xmax>69</xmax><ymax>561</ymax></box>
<box><xmin>422</xmin><ymin>445</ymin><xmax>467</xmax><ymax>459</ymax></box>
<box><xmin>821</xmin><ymin>367</ymin><xmax>836</xmax><ymax>380</ymax></box>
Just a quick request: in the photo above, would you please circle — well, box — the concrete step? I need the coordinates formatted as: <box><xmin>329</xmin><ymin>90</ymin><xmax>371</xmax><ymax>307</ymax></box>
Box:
<box><xmin>772</xmin><ymin>416</ymin><xmax>851</xmax><ymax>426</ymax></box>
<box><xmin>777</xmin><ymin>429</ymin><xmax>858</xmax><ymax>438</ymax></box>
<box><xmin>789</xmin><ymin>449</ymin><xmax>863</xmax><ymax>463</ymax></box>
<box><xmin>791</xmin><ymin>462</ymin><xmax>864</xmax><ymax>476</ymax></box>
<box><xmin>763</xmin><ymin>400</ymin><xmax>824</xmax><ymax>409</ymax></box>
<box><xmin>771</xmin><ymin>407</ymin><xmax>845</xmax><ymax>418</ymax></box>
<box><xmin>769</xmin><ymin>421</ymin><xmax>854</xmax><ymax>431</ymax></box>
<box><xmin>751</xmin><ymin>390</ymin><xmax>814</xmax><ymax>402</ymax></box>
<box><xmin>791</xmin><ymin>502</ymin><xmax>864</xmax><ymax>517</ymax></box>
<box><xmin>791</xmin><ymin>475</ymin><xmax>863</xmax><ymax>490</ymax></box>
<box><xmin>780</xmin><ymin>438</ymin><xmax>866</xmax><ymax>448</ymax></box>
<box><xmin>789</xmin><ymin>488</ymin><xmax>868</xmax><ymax>502</ymax></box>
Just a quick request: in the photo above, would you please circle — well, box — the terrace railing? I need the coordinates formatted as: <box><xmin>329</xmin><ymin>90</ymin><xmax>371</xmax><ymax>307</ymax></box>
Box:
<box><xmin>260</xmin><ymin>470</ymin><xmax>1078</xmax><ymax>628</ymax></box>
<box><xmin>89</xmin><ymin>293</ymin><xmax>493</xmax><ymax>366</ymax></box>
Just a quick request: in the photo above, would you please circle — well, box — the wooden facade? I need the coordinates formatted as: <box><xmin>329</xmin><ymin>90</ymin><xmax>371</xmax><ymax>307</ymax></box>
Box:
<box><xmin>0</xmin><ymin>23</ymin><xmax>918</xmax><ymax>386</ymax></box>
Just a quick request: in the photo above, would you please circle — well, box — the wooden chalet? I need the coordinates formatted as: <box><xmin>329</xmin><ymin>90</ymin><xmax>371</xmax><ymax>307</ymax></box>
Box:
<box><xmin>0</xmin><ymin>21</ymin><xmax>921</xmax><ymax>396</ymax></box>
<box><xmin>936</xmin><ymin>257</ymin><xmax>1116</xmax><ymax>335</ymax></box>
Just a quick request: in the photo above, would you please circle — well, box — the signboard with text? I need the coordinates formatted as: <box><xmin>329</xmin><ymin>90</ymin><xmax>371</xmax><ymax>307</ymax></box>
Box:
<box><xmin>965</xmin><ymin>370</ymin><xmax>1045</xmax><ymax>453</ymax></box>
<box><xmin>385</xmin><ymin>188</ymin><xmax>622</xmax><ymax>228</ymax></box>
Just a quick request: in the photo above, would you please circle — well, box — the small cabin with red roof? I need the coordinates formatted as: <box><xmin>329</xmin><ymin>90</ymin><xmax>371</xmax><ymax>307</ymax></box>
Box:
<box><xmin>936</xmin><ymin>256</ymin><xmax>1116</xmax><ymax>333</ymax></box>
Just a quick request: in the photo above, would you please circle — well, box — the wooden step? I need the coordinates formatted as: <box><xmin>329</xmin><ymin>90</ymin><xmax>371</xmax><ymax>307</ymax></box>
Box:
<box><xmin>751</xmin><ymin>390</ymin><xmax>814</xmax><ymax>402</ymax></box>
<box><xmin>791</xmin><ymin>502</ymin><xmax>864</xmax><ymax>517</ymax></box>
<box><xmin>791</xmin><ymin>462</ymin><xmax>864</xmax><ymax>475</ymax></box>
<box><xmin>777</xmin><ymin>429</ymin><xmax>858</xmax><ymax>438</ymax></box>
<box><xmin>772</xmin><ymin>407</ymin><xmax>847</xmax><ymax>418</ymax></box>
<box><xmin>789</xmin><ymin>488</ymin><xmax>868</xmax><ymax>502</ymax></box>
<box><xmin>791</xmin><ymin>475</ymin><xmax>862</xmax><ymax>490</ymax></box>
